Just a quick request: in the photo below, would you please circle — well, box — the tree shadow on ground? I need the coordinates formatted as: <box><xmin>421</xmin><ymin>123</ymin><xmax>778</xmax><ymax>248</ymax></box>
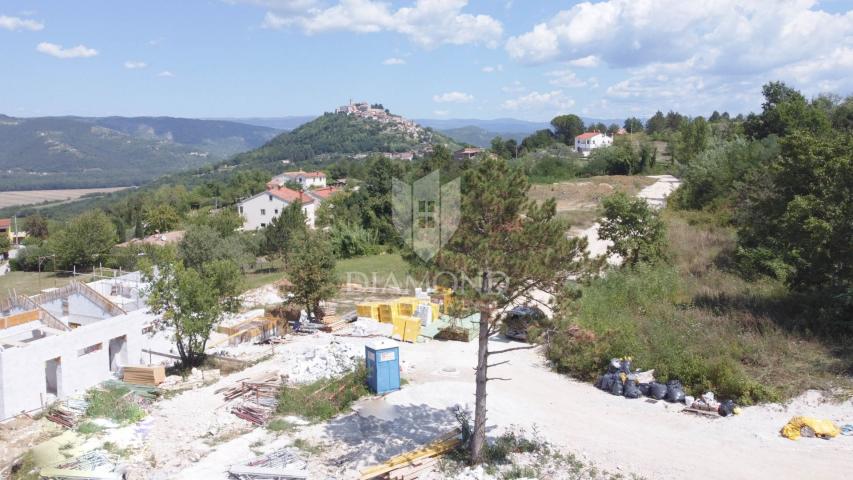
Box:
<box><xmin>321</xmin><ymin>402</ymin><xmax>488</xmax><ymax>469</ymax></box>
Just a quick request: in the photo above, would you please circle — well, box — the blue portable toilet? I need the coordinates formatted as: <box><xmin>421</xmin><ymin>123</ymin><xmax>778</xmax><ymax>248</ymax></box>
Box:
<box><xmin>365</xmin><ymin>343</ymin><xmax>400</xmax><ymax>394</ymax></box>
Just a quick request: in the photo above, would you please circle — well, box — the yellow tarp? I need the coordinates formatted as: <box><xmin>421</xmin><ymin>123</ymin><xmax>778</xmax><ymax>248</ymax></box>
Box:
<box><xmin>780</xmin><ymin>416</ymin><xmax>841</xmax><ymax>440</ymax></box>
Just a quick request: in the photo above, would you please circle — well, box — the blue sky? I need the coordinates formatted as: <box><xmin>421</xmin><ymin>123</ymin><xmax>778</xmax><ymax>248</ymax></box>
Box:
<box><xmin>1</xmin><ymin>0</ymin><xmax>851</xmax><ymax>121</ymax></box>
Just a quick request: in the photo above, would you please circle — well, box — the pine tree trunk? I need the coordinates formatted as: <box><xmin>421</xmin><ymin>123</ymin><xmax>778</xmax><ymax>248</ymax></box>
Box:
<box><xmin>470</xmin><ymin>306</ymin><xmax>490</xmax><ymax>463</ymax></box>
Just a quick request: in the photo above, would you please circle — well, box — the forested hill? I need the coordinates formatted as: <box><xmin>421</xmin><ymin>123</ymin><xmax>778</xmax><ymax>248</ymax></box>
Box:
<box><xmin>0</xmin><ymin>115</ymin><xmax>279</xmax><ymax>190</ymax></box>
<box><xmin>229</xmin><ymin>112</ymin><xmax>459</xmax><ymax>171</ymax></box>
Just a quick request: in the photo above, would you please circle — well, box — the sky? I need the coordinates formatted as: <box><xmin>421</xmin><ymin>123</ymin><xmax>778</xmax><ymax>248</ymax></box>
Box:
<box><xmin>1</xmin><ymin>0</ymin><xmax>852</xmax><ymax>121</ymax></box>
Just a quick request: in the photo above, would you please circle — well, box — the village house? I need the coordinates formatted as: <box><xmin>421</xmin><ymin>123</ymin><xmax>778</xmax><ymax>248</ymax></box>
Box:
<box><xmin>453</xmin><ymin>147</ymin><xmax>483</xmax><ymax>161</ymax></box>
<box><xmin>574</xmin><ymin>131</ymin><xmax>613</xmax><ymax>156</ymax></box>
<box><xmin>268</xmin><ymin>170</ymin><xmax>327</xmax><ymax>189</ymax></box>
<box><xmin>0</xmin><ymin>218</ymin><xmax>25</xmax><ymax>246</ymax></box>
<box><xmin>238</xmin><ymin>187</ymin><xmax>317</xmax><ymax>230</ymax></box>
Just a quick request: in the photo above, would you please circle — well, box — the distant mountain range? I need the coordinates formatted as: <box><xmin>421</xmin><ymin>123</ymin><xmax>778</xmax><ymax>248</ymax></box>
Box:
<box><xmin>0</xmin><ymin>115</ymin><xmax>280</xmax><ymax>190</ymax></box>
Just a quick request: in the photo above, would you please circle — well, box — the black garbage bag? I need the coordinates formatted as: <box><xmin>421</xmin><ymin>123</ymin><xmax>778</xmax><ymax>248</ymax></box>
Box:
<box><xmin>648</xmin><ymin>382</ymin><xmax>667</xmax><ymax>400</ymax></box>
<box><xmin>620</xmin><ymin>359</ymin><xmax>633</xmax><ymax>374</ymax></box>
<box><xmin>624</xmin><ymin>380</ymin><xmax>641</xmax><ymax>399</ymax></box>
<box><xmin>665</xmin><ymin>381</ymin><xmax>685</xmax><ymax>403</ymax></box>
<box><xmin>596</xmin><ymin>373</ymin><xmax>617</xmax><ymax>392</ymax></box>
<box><xmin>609</xmin><ymin>379</ymin><xmax>624</xmax><ymax>396</ymax></box>
<box><xmin>718</xmin><ymin>400</ymin><xmax>735</xmax><ymax>417</ymax></box>
<box><xmin>638</xmin><ymin>383</ymin><xmax>651</xmax><ymax>397</ymax></box>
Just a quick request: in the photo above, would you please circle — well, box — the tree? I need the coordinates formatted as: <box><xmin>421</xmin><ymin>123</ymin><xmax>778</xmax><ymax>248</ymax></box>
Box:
<box><xmin>143</xmin><ymin>204</ymin><xmax>180</xmax><ymax>234</ymax></box>
<box><xmin>263</xmin><ymin>202</ymin><xmax>308</xmax><ymax>262</ymax></box>
<box><xmin>143</xmin><ymin>254</ymin><xmax>226</xmax><ymax>367</ymax></box>
<box><xmin>284</xmin><ymin>232</ymin><xmax>338</xmax><ymax>322</ymax></box>
<box><xmin>623</xmin><ymin>117</ymin><xmax>644</xmax><ymax>134</ymax></box>
<box><xmin>520</xmin><ymin>129</ymin><xmax>555</xmax><ymax>152</ymax></box>
<box><xmin>0</xmin><ymin>234</ymin><xmax>9</xmax><ymax>257</ymax></box>
<box><xmin>590</xmin><ymin>122</ymin><xmax>607</xmax><ymax>133</ymax></box>
<box><xmin>551</xmin><ymin>114</ymin><xmax>585</xmax><ymax>144</ymax></box>
<box><xmin>606</xmin><ymin>123</ymin><xmax>620</xmax><ymax>136</ymax></box>
<box><xmin>490</xmin><ymin>136</ymin><xmax>511</xmax><ymax>160</ymax></box>
<box><xmin>179</xmin><ymin>224</ymin><xmax>252</xmax><ymax>271</ymax></box>
<box><xmin>735</xmin><ymin>131</ymin><xmax>852</xmax><ymax>310</ymax></box>
<box><xmin>645</xmin><ymin>111</ymin><xmax>667</xmax><ymax>134</ymax></box>
<box><xmin>424</xmin><ymin>156</ymin><xmax>589</xmax><ymax>463</ymax></box>
<box><xmin>743</xmin><ymin>81</ymin><xmax>830</xmax><ymax>139</ymax></box>
<box><xmin>24</xmin><ymin>214</ymin><xmax>49</xmax><ymax>240</ymax></box>
<box><xmin>598</xmin><ymin>192</ymin><xmax>667</xmax><ymax>267</ymax></box>
<box><xmin>674</xmin><ymin>117</ymin><xmax>710</xmax><ymax>164</ymax></box>
<box><xmin>831</xmin><ymin>96</ymin><xmax>853</xmax><ymax>132</ymax></box>
<box><xmin>50</xmin><ymin>210</ymin><xmax>118</xmax><ymax>270</ymax></box>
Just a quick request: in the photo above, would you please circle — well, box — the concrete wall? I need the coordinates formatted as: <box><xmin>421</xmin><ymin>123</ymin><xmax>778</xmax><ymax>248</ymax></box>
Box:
<box><xmin>0</xmin><ymin>310</ymin><xmax>151</xmax><ymax>419</ymax></box>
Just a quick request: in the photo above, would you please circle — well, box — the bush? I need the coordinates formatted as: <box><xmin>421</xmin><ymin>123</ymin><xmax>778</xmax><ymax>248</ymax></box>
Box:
<box><xmin>327</xmin><ymin>223</ymin><xmax>380</xmax><ymax>259</ymax></box>
<box><xmin>85</xmin><ymin>384</ymin><xmax>146</xmax><ymax>423</ymax></box>
<box><xmin>276</xmin><ymin>366</ymin><xmax>369</xmax><ymax>421</ymax></box>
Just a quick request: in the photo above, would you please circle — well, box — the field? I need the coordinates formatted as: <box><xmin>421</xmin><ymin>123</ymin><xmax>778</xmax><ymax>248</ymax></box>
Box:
<box><xmin>528</xmin><ymin>175</ymin><xmax>656</xmax><ymax>230</ymax></box>
<box><xmin>0</xmin><ymin>271</ymin><xmax>107</xmax><ymax>297</ymax></box>
<box><xmin>0</xmin><ymin>187</ymin><xmax>129</xmax><ymax>209</ymax></box>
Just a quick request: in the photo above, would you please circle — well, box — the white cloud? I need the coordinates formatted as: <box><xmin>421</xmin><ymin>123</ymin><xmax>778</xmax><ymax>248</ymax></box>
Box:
<box><xmin>501</xmin><ymin>80</ymin><xmax>526</xmax><ymax>94</ymax></box>
<box><xmin>383</xmin><ymin>57</ymin><xmax>406</xmax><ymax>65</ymax></box>
<box><xmin>261</xmin><ymin>0</ymin><xmax>503</xmax><ymax>48</ymax></box>
<box><xmin>226</xmin><ymin>0</ymin><xmax>320</xmax><ymax>9</ymax></box>
<box><xmin>481</xmin><ymin>64</ymin><xmax>503</xmax><ymax>73</ymax></box>
<box><xmin>433</xmin><ymin>109</ymin><xmax>450</xmax><ymax>116</ymax></box>
<box><xmin>433</xmin><ymin>91</ymin><xmax>474</xmax><ymax>103</ymax></box>
<box><xmin>36</xmin><ymin>42</ymin><xmax>98</xmax><ymax>59</ymax></box>
<box><xmin>505</xmin><ymin>0</ymin><xmax>853</xmax><ymax>116</ymax></box>
<box><xmin>546</xmin><ymin>69</ymin><xmax>587</xmax><ymax>88</ymax></box>
<box><xmin>157</xmin><ymin>70</ymin><xmax>175</xmax><ymax>77</ymax></box>
<box><xmin>506</xmin><ymin>0</ymin><xmax>853</xmax><ymax>75</ymax></box>
<box><xmin>568</xmin><ymin>55</ymin><xmax>600</xmax><ymax>68</ymax></box>
<box><xmin>501</xmin><ymin>90</ymin><xmax>574</xmax><ymax>112</ymax></box>
<box><xmin>124</xmin><ymin>61</ymin><xmax>147</xmax><ymax>69</ymax></box>
<box><xmin>0</xmin><ymin>15</ymin><xmax>44</xmax><ymax>31</ymax></box>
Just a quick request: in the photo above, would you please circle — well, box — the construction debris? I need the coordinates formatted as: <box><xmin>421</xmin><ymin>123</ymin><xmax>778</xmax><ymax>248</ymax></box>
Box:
<box><xmin>229</xmin><ymin>448</ymin><xmax>308</xmax><ymax>479</ymax></box>
<box><xmin>158</xmin><ymin>368</ymin><xmax>221</xmax><ymax>391</ymax></box>
<box><xmin>122</xmin><ymin>365</ymin><xmax>166</xmax><ymax>386</ymax></box>
<box><xmin>40</xmin><ymin>450</ymin><xmax>125</xmax><ymax>480</ymax></box>
<box><xmin>224</xmin><ymin>373</ymin><xmax>283</xmax><ymax>425</ymax></box>
<box><xmin>359</xmin><ymin>429</ymin><xmax>462</xmax><ymax>480</ymax></box>
<box><xmin>46</xmin><ymin>397</ymin><xmax>88</xmax><ymax>429</ymax></box>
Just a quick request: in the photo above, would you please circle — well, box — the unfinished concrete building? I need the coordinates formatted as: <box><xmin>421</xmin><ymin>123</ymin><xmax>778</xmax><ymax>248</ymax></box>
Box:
<box><xmin>0</xmin><ymin>273</ymin><xmax>153</xmax><ymax>420</ymax></box>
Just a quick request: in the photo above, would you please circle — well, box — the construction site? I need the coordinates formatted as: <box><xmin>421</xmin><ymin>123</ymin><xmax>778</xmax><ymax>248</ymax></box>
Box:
<box><xmin>1</xmin><ymin>177</ymin><xmax>851</xmax><ymax>480</ymax></box>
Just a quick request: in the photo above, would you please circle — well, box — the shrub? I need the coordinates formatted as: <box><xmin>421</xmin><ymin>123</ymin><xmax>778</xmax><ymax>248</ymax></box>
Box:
<box><xmin>276</xmin><ymin>366</ymin><xmax>369</xmax><ymax>421</ymax></box>
<box><xmin>85</xmin><ymin>385</ymin><xmax>146</xmax><ymax>424</ymax></box>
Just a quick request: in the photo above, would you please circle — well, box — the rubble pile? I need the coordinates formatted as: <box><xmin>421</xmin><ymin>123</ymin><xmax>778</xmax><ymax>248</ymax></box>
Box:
<box><xmin>282</xmin><ymin>341</ymin><xmax>361</xmax><ymax>384</ymax></box>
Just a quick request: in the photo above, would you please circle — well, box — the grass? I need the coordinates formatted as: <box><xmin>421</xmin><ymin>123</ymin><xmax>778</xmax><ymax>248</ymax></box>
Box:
<box><xmin>276</xmin><ymin>366</ymin><xmax>370</xmax><ymax>422</ymax></box>
<box><xmin>545</xmin><ymin>209</ymin><xmax>852</xmax><ymax>405</ymax></box>
<box><xmin>292</xmin><ymin>438</ymin><xmax>325</xmax><ymax>455</ymax></box>
<box><xmin>335</xmin><ymin>253</ymin><xmax>414</xmax><ymax>287</ymax></box>
<box><xmin>241</xmin><ymin>253</ymin><xmax>413</xmax><ymax>293</ymax></box>
<box><xmin>76</xmin><ymin>421</ymin><xmax>104</xmax><ymax>435</ymax></box>
<box><xmin>266</xmin><ymin>418</ymin><xmax>297</xmax><ymax>433</ymax></box>
<box><xmin>85</xmin><ymin>384</ymin><xmax>146</xmax><ymax>424</ymax></box>
<box><xmin>9</xmin><ymin>451</ymin><xmax>39</xmax><ymax>480</ymax></box>
<box><xmin>0</xmin><ymin>270</ymin><xmax>121</xmax><ymax>297</ymax></box>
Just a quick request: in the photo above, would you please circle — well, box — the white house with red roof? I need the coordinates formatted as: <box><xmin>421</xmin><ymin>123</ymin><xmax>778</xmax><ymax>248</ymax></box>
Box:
<box><xmin>268</xmin><ymin>170</ymin><xmax>327</xmax><ymax>189</ymax></box>
<box><xmin>574</xmin><ymin>131</ymin><xmax>613</xmax><ymax>156</ymax></box>
<box><xmin>237</xmin><ymin>187</ymin><xmax>318</xmax><ymax>230</ymax></box>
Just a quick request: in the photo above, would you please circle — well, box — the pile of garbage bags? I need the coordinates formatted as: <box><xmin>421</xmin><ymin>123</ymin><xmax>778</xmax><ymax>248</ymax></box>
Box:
<box><xmin>594</xmin><ymin>358</ymin><xmax>738</xmax><ymax>417</ymax></box>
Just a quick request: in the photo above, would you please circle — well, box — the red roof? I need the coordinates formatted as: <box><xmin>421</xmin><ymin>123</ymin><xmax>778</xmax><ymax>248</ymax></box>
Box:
<box><xmin>0</xmin><ymin>218</ymin><xmax>10</xmax><ymax>229</ymax></box>
<box><xmin>268</xmin><ymin>187</ymin><xmax>314</xmax><ymax>204</ymax></box>
<box><xmin>575</xmin><ymin>132</ymin><xmax>603</xmax><ymax>140</ymax></box>
<box><xmin>284</xmin><ymin>170</ymin><xmax>325</xmax><ymax>178</ymax></box>
<box><xmin>308</xmin><ymin>186</ymin><xmax>340</xmax><ymax>200</ymax></box>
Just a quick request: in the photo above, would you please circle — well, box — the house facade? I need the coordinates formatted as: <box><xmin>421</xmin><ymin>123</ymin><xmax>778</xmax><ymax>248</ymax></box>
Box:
<box><xmin>237</xmin><ymin>187</ymin><xmax>317</xmax><ymax>230</ymax></box>
<box><xmin>453</xmin><ymin>147</ymin><xmax>483</xmax><ymax>161</ymax></box>
<box><xmin>574</xmin><ymin>131</ymin><xmax>613</xmax><ymax>156</ymax></box>
<box><xmin>268</xmin><ymin>171</ymin><xmax>327</xmax><ymax>189</ymax></box>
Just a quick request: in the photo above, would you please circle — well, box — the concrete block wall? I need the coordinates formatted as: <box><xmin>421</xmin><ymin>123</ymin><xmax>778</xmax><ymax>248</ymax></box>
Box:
<box><xmin>0</xmin><ymin>309</ymin><xmax>150</xmax><ymax>420</ymax></box>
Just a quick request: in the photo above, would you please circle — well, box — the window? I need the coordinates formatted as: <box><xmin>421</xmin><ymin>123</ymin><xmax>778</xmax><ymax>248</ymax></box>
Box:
<box><xmin>268</xmin><ymin>195</ymin><xmax>273</xmax><ymax>201</ymax></box>
<box><xmin>274</xmin><ymin>209</ymin><xmax>279</xmax><ymax>214</ymax></box>
<box><xmin>261</xmin><ymin>209</ymin><xmax>266</xmax><ymax>215</ymax></box>
<box><xmin>78</xmin><ymin>343</ymin><xmax>102</xmax><ymax>357</ymax></box>
<box><xmin>239</xmin><ymin>206</ymin><xmax>243</xmax><ymax>214</ymax></box>
<box><xmin>261</xmin><ymin>223</ymin><xmax>266</xmax><ymax>227</ymax></box>
<box><xmin>417</xmin><ymin>200</ymin><xmax>437</xmax><ymax>229</ymax></box>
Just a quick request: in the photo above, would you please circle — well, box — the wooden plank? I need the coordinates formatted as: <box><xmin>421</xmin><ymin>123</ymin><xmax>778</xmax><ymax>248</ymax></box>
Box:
<box><xmin>359</xmin><ymin>430</ymin><xmax>461</xmax><ymax>479</ymax></box>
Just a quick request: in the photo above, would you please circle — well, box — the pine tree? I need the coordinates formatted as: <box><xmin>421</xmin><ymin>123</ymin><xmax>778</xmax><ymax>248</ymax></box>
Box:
<box><xmin>425</xmin><ymin>156</ymin><xmax>591</xmax><ymax>463</ymax></box>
